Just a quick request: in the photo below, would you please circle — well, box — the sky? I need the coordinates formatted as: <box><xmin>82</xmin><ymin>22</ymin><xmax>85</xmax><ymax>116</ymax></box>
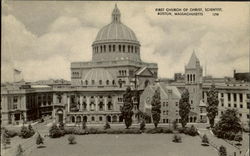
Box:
<box><xmin>2</xmin><ymin>1</ymin><xmax>249</xmax><ymax>82</ymax></box>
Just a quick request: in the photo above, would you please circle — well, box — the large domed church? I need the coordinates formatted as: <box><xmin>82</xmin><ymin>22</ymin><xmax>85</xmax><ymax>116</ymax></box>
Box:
<box><xmin>57</xmin><ymin>5</ymin><xmax>158</xmax><ymax>124</ymax></box>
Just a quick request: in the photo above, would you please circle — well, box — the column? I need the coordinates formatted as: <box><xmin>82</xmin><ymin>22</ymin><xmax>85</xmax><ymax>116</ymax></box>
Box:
<box><xmin>86</xmin><ymin>96</ymin><xmax>90</xmax><ymax>111</ymax></box>
<box><xmin>67</xmin><ymin>95</ymin><xmax>70</xmax><ymax>112</ymax></box>
<box><xmin>95</xmin><ymin>96</ymin><xmax>98</xmax><ymax>111</ymax></box>
<box><xmin>236</xmin><ymin>93</ymin><xmax>240</xmax><ymax>108</ymax></box>
<box><xmin>53</xmin><ymin>93</ymin><xmax>57</xmax><ymax>104</ymax></box>
<box><xmin>80</xmin><ymin>95</ymin><xmax>83</xmax><ymax>111</ymax></box>
<box><xmin>104</xmin><ymin>97</ymin><xmax>107</xmax><ymax>111</ymax></box>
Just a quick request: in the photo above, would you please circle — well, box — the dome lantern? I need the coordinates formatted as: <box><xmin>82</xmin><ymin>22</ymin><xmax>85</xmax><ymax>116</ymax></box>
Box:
<box><xmin>112</xmin><ymin>4</ymin><xmax>121</xmax><ymax>23</ymax></box>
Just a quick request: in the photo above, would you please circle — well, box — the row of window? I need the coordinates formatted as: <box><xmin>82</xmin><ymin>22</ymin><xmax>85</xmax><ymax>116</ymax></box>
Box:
<box><xmin>221</xmin><ymin>111</ymin><xmax>249</xmax><ymax>119</ymax></box>
<box><xmin>81</xmin><ymin>80</ymin><xmax>116</xmax><ymax>86</ymax></box>
<box><xmin>93</xmin><ymin>44</ymin><xmax>139</xmax><ymax>54</ymax></box>
<box><xmin>221</xmin><ymin>102</ymin><xmax>250</xmax><ymax>109</ymax></box>
<box><xmin>203</xmin><ymin>92</ymin><xmax>244</xmax><ymax>102</ymax></box>
<box><xmin>187</xmin><ymin>74</ymin><xmax>196</xmax><ymax>82</ymax></box>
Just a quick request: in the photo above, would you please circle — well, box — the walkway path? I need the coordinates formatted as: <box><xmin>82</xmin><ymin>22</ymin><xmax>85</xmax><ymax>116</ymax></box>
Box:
<box><xmin>198</xmin><ymin>128</ymin><xmax>249</xmax><ymax>156</ymax></box>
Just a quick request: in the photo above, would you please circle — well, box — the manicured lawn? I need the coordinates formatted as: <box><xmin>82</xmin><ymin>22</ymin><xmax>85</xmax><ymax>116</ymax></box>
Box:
<box><xmin>28</xmin><ymin>134</ymin><xmax>218</xmax><ymax>156</ymax></box>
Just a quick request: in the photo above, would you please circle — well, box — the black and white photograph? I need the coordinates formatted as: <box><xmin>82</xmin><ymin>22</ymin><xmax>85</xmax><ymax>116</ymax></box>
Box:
<box><xmin>1</xmin><ymin>1</ymin><xmax>249</xmax><ymax>156</ymax></box>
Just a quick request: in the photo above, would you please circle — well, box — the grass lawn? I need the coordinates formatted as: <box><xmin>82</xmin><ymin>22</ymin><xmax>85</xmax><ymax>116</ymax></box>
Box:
<box><xmin>28</xmin><ymin>134</ymin><xmax>218</xmax><ymax>156</ymax></box>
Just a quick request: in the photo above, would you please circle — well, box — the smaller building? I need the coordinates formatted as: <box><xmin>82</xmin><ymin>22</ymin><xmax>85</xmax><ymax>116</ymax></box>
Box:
<box><xmin>140</xmin><ymin>82</ymin><xmax>181</xmax><ymax>123</ymax></box>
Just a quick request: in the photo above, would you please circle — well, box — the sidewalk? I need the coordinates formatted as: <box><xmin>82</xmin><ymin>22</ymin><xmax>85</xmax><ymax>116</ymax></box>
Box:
<box><xmin>198</xmin><ymin>128</ymin><xmax>248</xmax><ymax>156</ymax></box>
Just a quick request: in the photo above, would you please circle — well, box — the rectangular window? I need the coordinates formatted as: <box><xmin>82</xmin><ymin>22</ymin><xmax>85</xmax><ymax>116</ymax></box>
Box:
<box><xmin>240</xmin><ymin>104</ymin><xmax>243</xmax><ymax>108</ymax></box>
<box><xmin>234</xmin><ymin>104</ymin><xmax>237</xmax><ymax>108</ymax></box>
<box><xmin>228</xmin><ymin>103</ymin><xmax>231</xmax><ymax>107</ymax></box>
<box><xmin>228</xmin><ymin>93</ymin><xmax>231</xmax><ymax>101</ymax></box>
<box><xmin>247</xmin><ymin>94</ymin><xmax>250</xmax><ymax>99</ymax></box>
<box><xmin>247</xmin><ymin>114</ymin><xmax>250</xmax><ymax>119</ymax></box>
<box><xmin>233</xmin><ymin>93</ymin><xmax>237</xmax><ymax>102</ymax></box>
<box><xmin>239</xmin><ymin>113</ymin><xmax>242</xmax><ymax>117</ymax></box>
<box><xmin>221</xmin><ymin>102</ymin><xmax>224</xmax><ymax>107</ymax></box>
<box><xmin>13</xmin><ymin>96</ymin><xmax>18</xmax><ymax>103</ymax></box>
<box><xmin>247</xmin><ymin>102</ymin><xmax>250</xmax><ymax>109</ymax></box>
<box><xmin>239</xmin><ymin>94</ymin><xmax>243</xmax><ymax>102</ymax></box>
<box><xmin>221</xmin><ymin>93</ymin><xmax>224</xmax><ymax>97</ymax></box>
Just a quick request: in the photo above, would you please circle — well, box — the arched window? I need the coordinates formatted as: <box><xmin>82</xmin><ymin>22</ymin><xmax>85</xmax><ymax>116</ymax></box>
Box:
<box><xmin>123</xmin><ymin>45</ymin><xmax>125</xmax><ymax>52</ymax></box>
<box><xmin>190</xmin><ymin>74</ymin><xmax>192</xmax><ymax>82</ymax></box>
<box><xmin>97</xmin><ymin>47</ymin><xmax>99</xmax><ymax>53</ymax></box>
<box><xmin>107</xmin><ymin>102</ymin><xmax>113</xmax><ymax>110</ymax></box>
<box><xmin>128</xmin><ymin>45</ymin><xmax>130</xmax><ymax>52</ymax></box>
<box><xmin>131</xmin><ymin>46</ymin><xmax>134</xmax><ymax>53</ymax></box>
<box><xmin>106</xmin><ymin>80</ymin><xmax>109</xmax><ymax>85</ymax></box>
<box><xmin>112</xmin><ymin>80</ymin><xmax>115</xmax><ymax>85</ymax></box>
<box><xmin>99</xmin><ymin>80</ymin><xmax>102</xmax><ymax>85</ymax></box>
<box><xmin>92</xmin><ymin>116</ymin><xmax>95</xmax><ymax>121</ymax></box>
<box><xmin>187</xmin><ymin>74</ymin><xmax>189</xmax><ymax>82</ymax></box>
<box><xmin>113</xmin><ymin>45</ymin><xmax>115</xmax><ymax>52</ymax></box>
<box><xmin>85</xmin><ymin>80</ymin><xmax>88</xmax><ymax>85</ymax></box>
<box><xmin>135</xmin><ymin>47</ymin><xmax>137</xmax><ymax>53</ymax></box>
<box><xmin>99</xmin><ymin>116</ymin><xmax>103</xmax><ymax>121</ymax></box>
<box><xmin>99</xmin><ymin>102</ymin><xmax>104</xmax><ymax>110</ymax></box>
<box><xmin>92</xmin><ymin>80</ymin><xmax>95</xmax><ymax>85</ymax></box>
<box><xmin>100</xmin><ymin>46</ymin><xmax>102</xmax><ymax>53</ymax></box>
<box><xmin>193</xmin><ymin>74</ymin><xmax>195</xmax><ymax>82</ymax></box>
<box><xmin>109</xmin><ymin>45</ymin><xmax>111</xmax><ymax>52</ymax></box>
<box><xmin>119</xmin><ymin>45</ymin><xmax>121</xmax><ymax>52</ymax></box>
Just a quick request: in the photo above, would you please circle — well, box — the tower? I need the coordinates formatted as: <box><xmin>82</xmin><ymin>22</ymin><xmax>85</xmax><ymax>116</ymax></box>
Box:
<box><xmin>185</xmin><ymin>51</ymin><xmax>203</xmax><ymax>122</ymax></box>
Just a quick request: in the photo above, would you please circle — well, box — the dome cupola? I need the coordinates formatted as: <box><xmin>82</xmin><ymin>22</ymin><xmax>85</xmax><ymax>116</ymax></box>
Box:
<box><xmin>92</xmin><ymin>4</ymin><xmax>141</xmax><ymax>62</ymax></box>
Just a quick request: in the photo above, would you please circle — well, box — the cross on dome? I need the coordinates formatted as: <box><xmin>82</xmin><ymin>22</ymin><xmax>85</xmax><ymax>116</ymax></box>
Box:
<box><xmin>112</xmin><ymin>4</ymin><xmax>121</xmax><ymax>23</ymax></box>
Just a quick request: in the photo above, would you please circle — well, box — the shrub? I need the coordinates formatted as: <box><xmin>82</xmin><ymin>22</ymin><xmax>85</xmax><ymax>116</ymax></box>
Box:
<box><xmin>16</xmin><ymin>144</ymin><xmax>24</xmax><ymax>156</ymax></box>
<box><xmin>68</xmin><ymin>135</ymin><xmax>76</xmax><ymax>144</ymax></box>
<box><xmin>64</xmin><ymin>127</ymin><xmax>88</xmax><ymax>135</ymax></box>
<box><xmin>2</xmin><ymin>129</ymin><xmax>11</xmax><ymax>149</ymax></box>
<box><xmin>177</xmin><ymin>127</ymin><xmax>186</xmax><ymax>133</ymax></box>
<box><xmin>106</xmin><ymin>129</ymin><xmax>123</xmax><ymax>134</ymax></box>
<box><xmin>234</xmin><ymin>134</ymin><xmax>242</xmax><ymax>143</ymax></box>
<box><xmin>5</xmin><ymin>129</ymin><xmax>19</xmax><ymax>138</ymax></box>
<box><xmin>59</xmin><ymin>122</ymin><xmax>65</xmax><ymax>130</ymax></box>
<box><xmin>201</xmin><ymin>134</ymin><xmax>209</xmax><ymax>146</ymax></box>
<box><xmin>49</xmin><ymin>123</ymin><xmax>64</xmax><ymax>138</ymax></box>
<box><xmin>172</xmin><ymin>120</ymin><xmax>178</xmax><ymax>130</ymax></box>
<box><xmin>162</xmin><ymin>128</ymin><xmax>173</xmax><ymax>134</ymax></box>
<box><xmin>172</xmin><ymin>134</ymin><xmax>182</xmax><ymax>143</ymax></box>
<box><xmin>82</xmin><ymin>121</ymin><xmax>87</xmax><ymax>130</ymax></box>
<box><xmin>36</xmin><ymin>134</ymin><xmax>44</xmax><ymax>146</ymax></box>
<box><xmin>219</xmin><ymin>145</ymin><xmax>227</xmax><ymax>156</ymax></box>
<box><xmin>122</xmin><ymin>128</ymin><xmax>141</xmax><ymax>134</ymax></box>
<box><xmin>20</xmin><ymin>126</ymin><xmax>35</xmax><ymax>139</ymax></box>
<box><xmin>140</xmin><ymin>121</ymin><xmax>146</xmax><ymax>130</ymax></box>
<box><xmin>145</xmin><ymin>127</ymin><xmax>163</xmax><ymax>134</ymax></box>
<box><xmin>87</xmin><ymin>127</ymin><xmax>106</xmax><ymax>134</ymax></box>
<box><xmin>104</xmin><ymin>122</ymin><xmax>111</xmax><ymax>130</ymax></box>
<box><xmin>185</xmin><ymin>125</ymin><xmax>198</xmax><ymax>136</ymax></box>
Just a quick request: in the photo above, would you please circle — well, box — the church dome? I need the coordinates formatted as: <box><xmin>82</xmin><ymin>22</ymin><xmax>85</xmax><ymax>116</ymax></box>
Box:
<box><xmin>91</xmin><ymin>4</ymin><xmax>141</xmax><ymax>62</ymax></box>
<box><xmin>83</xmin><ymin>68</ymin><xmax>115</xmax><ymax>86</ymax></box>
<box><xmin>93</xmin><ymin>5</ymin><xmax>139</xmax><ymax>44</ymax></box>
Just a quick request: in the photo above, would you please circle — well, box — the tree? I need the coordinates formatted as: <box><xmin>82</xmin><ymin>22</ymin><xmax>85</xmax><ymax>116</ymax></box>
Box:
<box><xmin>151</xmin><ymin>87</ymin><xmax>161</xmax><ymax>128</ymax></box>
<box><xmin>36</xmin><ymin>133</ymin><xmax>44</xmax><ymax>147</ymax></box>
<box><xmin>68</xmin><ymin>135</ymin><xmax>76</xmax><ymax>144</ymax></box>
<box><xmin>2</xmin><ymin>129</ymin><xmax>11</xmax><ymax>149</ymax></box>
<box><xmin>49</xmin><ymin>123</ymin><xmax>63</xmax><ymax>138</ymax></box>
<box><xmin>202</xmin><ymin>134</ymin><xmax>209</xmax><ymax>146</ymax></box>
<box><xmin>16</xmin><ymin>144</ymin><xmax>24</xmax><ymax>156</ymax></box>
<box><xmin>179</xmin><ymin>89</ymin><xmax>190</xmax><ymax>128</ymax></box>
<box><xmin>206</xmin><ymin>84</ymin><xmax>219</xmax><ymax>128</ymax></box>
<box><xmin>172</xmin><ymin>120</ymin><xmax>178</xmax><ymax>130</ymax></box>
<box><xmin>219</xmin><ymin>145</ymin><xmax>227</xmax><ymax>156</ymax></box>
<box><xmin>121</xmin><ymin>87</ymin><xmax>134</xmax><ymax>129</ymax></box>
<box><xmin>82</xmin><ymin>121</ymin><xmax>87</xmax><ymax>130</ymax></box>
<box><xmin>213</xmin><ymin>109</ymin><xmax>242</xmax><ymax>139</ymax></box>
<box><xmin>140</xmin><ymin>120</ymin><xmax>146</xmax><ymax>130</ymax></box>
<box><xmin>104</xmin><ymin>121</ymin><xmax>111</xmax><ymax>130</ymax></box>
<box><xmin>28</xmin><ymin>124</ymin><xmax>35</xmax><ymax>135</ymax></box>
